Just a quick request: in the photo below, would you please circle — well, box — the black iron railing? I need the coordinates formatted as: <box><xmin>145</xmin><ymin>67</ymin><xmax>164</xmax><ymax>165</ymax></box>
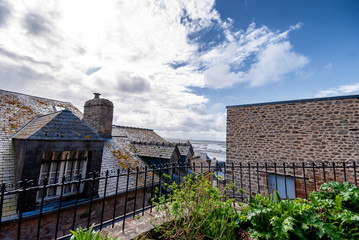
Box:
<box><xmin>0</xmin><ymin>161</ymin><xmax>358</xmax><ymax>239</ymax></box>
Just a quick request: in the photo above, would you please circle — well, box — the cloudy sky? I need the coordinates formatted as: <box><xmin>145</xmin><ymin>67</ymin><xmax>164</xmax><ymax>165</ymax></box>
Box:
<box><xmin>0</xmin><ymin>0</ymin><xmax>358</xmax><ymax>141</ymax></box>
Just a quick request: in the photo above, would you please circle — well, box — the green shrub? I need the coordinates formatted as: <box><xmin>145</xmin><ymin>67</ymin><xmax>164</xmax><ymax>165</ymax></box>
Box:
<box><xmin>70</xmin><ymin>225</ymin><xmax>117</xmax><ymax>240</ymax></box>
<box><xmin>239</xmin><ymin>181</ymin><xmax>359</xmax><ymax>239</ymax></box>
<box><xmin>149</xmin><ymin>173</ymin><xmax>241</xmax><ymax>240</ymax></box>
<box><xmin>139</xmin><ymin>179</ymin><xmax>359</xmax><ymax>240</ymax></box>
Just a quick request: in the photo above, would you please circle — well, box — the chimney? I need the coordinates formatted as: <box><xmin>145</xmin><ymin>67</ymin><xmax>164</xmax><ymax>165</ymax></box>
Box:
<box><xmin>83</xmin><ymin>93</ymin><xmax>114</xmax><ymax>138</ymax></box>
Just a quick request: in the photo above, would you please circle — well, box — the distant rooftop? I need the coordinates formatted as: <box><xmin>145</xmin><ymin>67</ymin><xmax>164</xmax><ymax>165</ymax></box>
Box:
<box><xmin>226</xmin><ymin>94</ymin><xmax>359</xmax><ymax>109</ymax></box>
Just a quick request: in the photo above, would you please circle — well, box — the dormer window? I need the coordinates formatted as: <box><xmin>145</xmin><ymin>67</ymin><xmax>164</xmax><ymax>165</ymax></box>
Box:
<box><xmin>37</xmin><ymin>151</ymin><xmax>88</xmax><ymax>201</ymax></box>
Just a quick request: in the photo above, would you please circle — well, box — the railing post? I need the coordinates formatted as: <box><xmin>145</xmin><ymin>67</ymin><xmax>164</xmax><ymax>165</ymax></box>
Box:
<box><xmin>322</xmin><ymin>162</ymin><xmax>326</xmax><ymax>183</ymax></box>
<box><xmin>216</xmin><ymin>162</ymin><xmax>219</xmax><ymax>189</ymax></box>
<box><xmin>0</xmin><ymin>183</ymin><xmax>6</xmax><ymax>233</ymax></box>
<box><xmin>17</xmin><ymin>180</ymin><xmax>27</xmax><ymax>240</ymax></box>
<box><xmin>283</xmin><ymin>162</ymin><xmax>287</xmax><ymax>199</ymax></box>
<box><xmin>274</xmin><ymin>162</ymin><xmax>278</xmax><ymax>192</ymax></box>
<box><xmin>87</xmin><ymin>172</ymin><xmax>97</xmax><ymax>229</ymax></box>
<box><xmin>312</xmin><ymin>162</ymin><xmax>317</xmax><ymax>191</ymax></box>
<box><xmin>150</xmin><ymin>166</ymin><xmax>155</xmax><ymax>213</ymax></box>
<box><xmin>123</xmin><ymin>168</ymin><xmax>130</xmax><ymax>232</ymax></box>
<box><xmin>302</xmin><ymin>163</ymin><xmax>307</xmax><ymax>199</ymax></box>
<box><xmin>248</xmin><ymin>162</ymin><xmax>251</xmax><ymax>197</ymax></box>
<box><xmin>231</xmin><ymin>162</ymin><xmax>235</xmax><ymax>200</ymax></box>
<box><xmin>343</xmin><ymin>161</ymin><xmax>347</xmax><ymax>182</ymax></box>
<box><xmin>354</xmin><ymin>162</ymin><xmax>357</xmax><ymax>186</ymax></box>
<box><xmin>265</xmin><ymin>162</ymin><xmax>269</xmax><ymax>194</ymax></box>
<box><xmin>55</xmin><ymin>176</ymin><xmax>66</xmax><ymax>240</ymax></box>
<box><xmin>133</xmin><ymin>167</ymin><xmax>139</xmax><ymax>219</ymax></box>
<box><xmin>142</xmin><ymin>166</ymin><xmax>148</xmax><ymax>216</ymax></box>
<box><xmin>256</xmin><ymin>162</ymin><xmax>260</xmax><ymax>194</ymax></box>
<box><xmin>240</xmin><ymin>162</ymin><xmax>243</xmax><ymax>202</ymax></box>
<box><xmin>112</xmin><ymin>169</ymin><xmax>120</xmax><ymax>227</ymax></box>
<box><xmin>100</xmin><ymin>170</ymin><xmax>109</xmax><ymax>230</ymax></box>
<box><xmin>333</xmin><ymin>162</ymin><xmax>337</xmax><ymax>181</ymax></box>
<box><xmin>292</xmin><ymin>163</ymin><xmax>297</xmax><ymax>198</ymax></box>
<box><xmin>36</xmin><ymin>178</ymin><xmax>48</xmax><ymax>240</ymax></box>
<box><xmin>72</xmin><ymin>174</ymin><xmax>82</xmax><ymax>231</ymax></box>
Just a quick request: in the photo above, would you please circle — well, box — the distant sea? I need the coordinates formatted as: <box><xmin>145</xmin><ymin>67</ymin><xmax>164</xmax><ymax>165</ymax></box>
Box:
<box><xmin>166</xmin><ymin>138</ymin><xmax>226</xmax><ymax>162</ymax></box>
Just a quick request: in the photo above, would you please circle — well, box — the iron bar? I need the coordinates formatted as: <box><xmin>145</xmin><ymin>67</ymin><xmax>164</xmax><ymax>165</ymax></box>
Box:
<box><xmin>72</xmin><ymin>174</ymin><xmax>82</xmax><ymax>231</ymax></box>
<box><xmin>54</xmin><ymin>176</ymin><xmax>66</xmax><ymax>240</ymax></box>
<box><xmin>112</xmin><ymin>169</ymin><xmax>120</xmax><ymax>228</ymax></box>
<box><xmin>150</xmin><ymin>166</ymin><xmax>155</xmax><ymax>213</ymax></box>
<box><xmin>274</xmin><ymin>162</ymin><xmax>278</xmax><ymax>192</ymax></box>
<box><xmin>343</xmin><ymin>161</ymin><xmax>347</xmax><ymax>182</ymax></box>
<box><xmin>333</xmin><ymin>162</ymin><xmax>337</xmax><ymax>181</ymax></box>
<box><xmin>312</xmin><ymin>162</ymin><xmax>317</xmax><ymax>191</ymax></box>
<box><xmin>354</xmin><ymin>162</ymin><xmax>357</xmax><ymax>186</ymax></box>
<box><xmin>133</xmin><ymin>167</ymin><xmax>139</xmax><ymax>219</ymax></box>
<box><xmin>142</xmin><ymin>166</ymin><xmax>147</xmax><ymax>216</ymax></box>
<box><xmin>87</xmin><ymin>173</ymin><xmax>96</xmax><ymax>229</ymax></box>
<box><xmin>36</xmin><ymin>178</ymin><xmax>48</xmax><ymax>240</ymax></box>
<box><xmin>265</xmin><ymin>162</ymin><xmax>269</xmax><ymax>194</ymax></box>
<box><xmin>232</xmin><ymin>162</ymin><xmax>234</xmax><ymax>200</ymax></box>
<box><xmin>240</xmin><ymin>162</ymin><xmax>243</xmax><ymax>201</ymax></box>
<box><xmin>256</xmin><ymin>162</ymin><xmax>260</xmax><ymax>194</ymax></box>
<box><xmin>302</xmin><ymin>163</ymin><xmax>307</xmax><ymax>199</ymax></box>
<box><xmin>17</xmin><ymin>180</ymin><xmax>27</xmax><ymax>240</ymax></box>
<box><xmin>283</xmin><ymin>162</ymin><xmax>287</xmax><ymax>198</ymax></box>
<box><xmin>122</xmin><ymin>168</ymin><xmax>130</xmax><ymax>232</ymax></box>
<box><xmin>100</xmin><ymin>170</ymin><xmax>109</xmax><ymax>230</ymax></box>
<box><xmin>248</xmin><ymin>162</ymin><xmax>251</xmax><ymax>197</ymax></box>
<box><xmin>293</xmin><ymin>162</ymin><xmax>297</xmax><ymax>198</ymax></box>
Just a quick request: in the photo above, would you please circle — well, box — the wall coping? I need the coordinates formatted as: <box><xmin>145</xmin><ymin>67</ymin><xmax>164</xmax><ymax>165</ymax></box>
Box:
<box><xmin>226</xmin><ymin>94</ymin><xmax>359</xmax><ymax>109</ymax></box>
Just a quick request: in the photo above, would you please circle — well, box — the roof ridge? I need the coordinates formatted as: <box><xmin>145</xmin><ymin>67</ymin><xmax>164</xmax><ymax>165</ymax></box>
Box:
<box><xmin>131</xmin><ymin>141</ymin><xmax>177</xmax><ymax>147</ymax></box>
<box><xmin>113</xmin><ymin>125</ymin><xmax>154</xmax><ymax>131</ymax></box>
<box><xmin>0</xmin><ymin>89</ymin><xmax>72</xmax><ymax>104</ymax></box>
<box><xmin>226</xmin><ymin>94</ymin><xmax>359</xmax><ymax>109</ymax></box>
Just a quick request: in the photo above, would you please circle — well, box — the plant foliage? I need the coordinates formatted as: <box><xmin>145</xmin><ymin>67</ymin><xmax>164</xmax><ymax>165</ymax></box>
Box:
<box><xmin>70</xmin><ymin>225</ymin><xmax>117</xmax><ymax>240</ymax></box>
<box><xmin>239</xmin><ymin>181</ymin><xmax>359</xmax><ymax>239</ymax></box>
<box><xmin>148</xmin><ymin>173</ymin><xmax>241</xmax><ymax>240</ymax></box>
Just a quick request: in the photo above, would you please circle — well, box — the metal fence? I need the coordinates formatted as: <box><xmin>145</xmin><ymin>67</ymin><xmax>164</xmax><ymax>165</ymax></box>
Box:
<box><xmin>0</xmin><ymin>161</ymin><xmax>358</xmax><ymax>239</ymax></box>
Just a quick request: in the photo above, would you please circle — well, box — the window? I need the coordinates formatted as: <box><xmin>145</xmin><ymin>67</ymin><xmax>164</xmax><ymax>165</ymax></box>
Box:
<box><xmin>37</xmin><ymin>151</ymin><xmax>87</xmax><ymax>201</ymax></box>
<box><xmin>269</xmin><ymin>174</ymin><xmax>295</xmax><ymax>199</ymax></box>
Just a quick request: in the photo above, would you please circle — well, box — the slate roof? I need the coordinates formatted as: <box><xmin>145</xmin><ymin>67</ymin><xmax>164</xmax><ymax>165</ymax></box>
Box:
<box><xmin>177</xmin><ymin>142</ymin><xmax>194</xmax><ymax>157</ymax></box>
<box><xmin>131</xmin><ymin>141</ymin><xmax>178</xmax><ymax>159</ymax></box>
<box><xmin>0</xmin><ymin>89</ymin><xmax>82</xmax><ymax>138</ymax></box>
<box><xmin>112</xmin><ymin>125</ymin><xmax>166</xmax><ymax>142</ymax></box>
<box><xmin>191</xmin><ymin>155</ymin><xmax>209</xmax><ymax>174</ymax></box>
<box><xmin>13</xmin><ymin>109</ymin><xmax>103</xmax><ymax>141</ymax></box>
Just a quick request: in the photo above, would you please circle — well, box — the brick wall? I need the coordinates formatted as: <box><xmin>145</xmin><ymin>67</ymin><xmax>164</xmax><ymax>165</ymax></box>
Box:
<box><xmin>226</xmin><ymin>96</ymin><xmax>359</xmax><ymax>200</ymax></box>
<box><xmin>0</xmin><ymin>187</ymin><xmax>154</xmax><ymax>240</ymax></box>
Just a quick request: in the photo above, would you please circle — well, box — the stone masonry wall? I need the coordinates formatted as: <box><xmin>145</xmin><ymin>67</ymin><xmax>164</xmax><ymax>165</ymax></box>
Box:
<box><xmin>226</xmin><ymin>96</ymin><xmax>359</xmax><ymax>200</ymax></box>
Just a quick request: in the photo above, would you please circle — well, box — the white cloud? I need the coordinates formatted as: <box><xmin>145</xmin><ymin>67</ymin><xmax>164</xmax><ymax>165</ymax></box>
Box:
<box><xmin>200</xmin><ymin>23</ymin><xmax>309</xmax><ymax>88</ymax></box>
<box><xmin>245</xmin><ymin>41</ymin><xmax>309</xmax><ymax>87</ymax></box>
<box><xmin>0</xmin><ymin>0</ymin><xmax>308</xmax><ymax>141</ymax></box>
<box><xmin>315</xmin><ymin>83</ymin><xmax>359</xmax><ymax>97</ymax></box>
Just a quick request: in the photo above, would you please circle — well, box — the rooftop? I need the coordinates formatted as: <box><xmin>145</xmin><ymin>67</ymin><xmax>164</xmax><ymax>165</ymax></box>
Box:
<box><xmin>226</xmin><ymin>94</ymin><xmax>359</xmax><ymax>109</ymax></box>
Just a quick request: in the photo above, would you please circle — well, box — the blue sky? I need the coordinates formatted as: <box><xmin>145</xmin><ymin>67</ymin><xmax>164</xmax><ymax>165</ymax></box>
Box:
<box><xmin>0</xmin><ymin>0</ymin><xmax>358</xmax><ymax>141</ymax></box>
<box><xmin>194</xmin><ymin>0</ymin><xmax>359</xmax><ymax>112</ymax></box>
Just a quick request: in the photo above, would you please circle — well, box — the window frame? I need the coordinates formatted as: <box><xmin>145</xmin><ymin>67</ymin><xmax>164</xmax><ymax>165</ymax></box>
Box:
<box><xmin>37</xmin><ymin>151</ymin><xmax>88</xmax><ymax>202</ymax></box>
<box><xmin>268</xmin><ymin>174</ymin><xmax>295</xmax><ymax>199</ymax></box>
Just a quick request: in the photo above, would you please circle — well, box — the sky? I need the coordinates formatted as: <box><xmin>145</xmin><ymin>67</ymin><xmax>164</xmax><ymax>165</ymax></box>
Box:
<box><xmin>0</xmin><ymin>0</ymin><xmax>358</xmax><ymax>141</ymax></box>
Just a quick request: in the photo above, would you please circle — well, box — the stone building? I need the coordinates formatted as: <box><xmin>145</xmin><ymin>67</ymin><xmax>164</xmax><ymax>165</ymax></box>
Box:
<box><xmin>226</xmin><ymin>95</ymin><xmax>359</xmax><ymax>199</ymax></box>
<box><xmin>0</xmin><ymin>89</ymin><xmax>198</xmax><ymax>239</ymax></box>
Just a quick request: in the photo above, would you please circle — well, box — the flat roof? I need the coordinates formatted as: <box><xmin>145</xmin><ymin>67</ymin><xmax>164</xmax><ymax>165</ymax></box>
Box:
<box><xmin>226</xmin><ymin>94</ymin><xmax>359</xmax><ymax>109</ymax></box>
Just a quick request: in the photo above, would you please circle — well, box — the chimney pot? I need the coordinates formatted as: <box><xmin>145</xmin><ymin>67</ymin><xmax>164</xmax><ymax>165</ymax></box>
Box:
<box><xmin>94</xmin><ymin>93</ymin><xmax>101</xmax><ymax>99</ymax></box>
